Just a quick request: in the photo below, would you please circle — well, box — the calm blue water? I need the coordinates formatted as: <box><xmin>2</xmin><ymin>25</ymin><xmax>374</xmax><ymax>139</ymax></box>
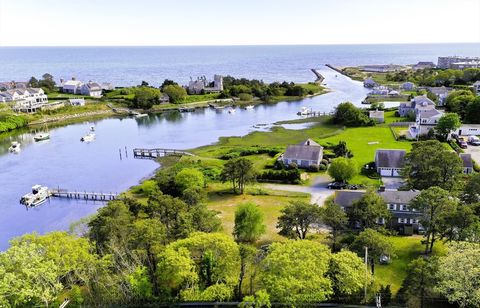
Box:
<box><xmin>0</xmin><ymin>44</ymin><xmax>479</xmax><ymax>86</ymax></box>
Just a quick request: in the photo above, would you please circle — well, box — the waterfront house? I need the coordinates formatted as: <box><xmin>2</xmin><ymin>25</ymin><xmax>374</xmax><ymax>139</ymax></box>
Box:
<box><xmin>188</xmin><ymin>75</ymin><xmax>223</xmax><ymax>94</ymax></box>
<box><xmin>281</xmin><ymin>139</ymin><xmax>323</xmax><ymax>168</ymax></box>
<box><xmin>375</xmin><ymin>149</ymin><xmax>406</xmax><ymax>177</ymax></box>
<box><xmin>363</xmin><ymin>78</ymin><xmax>377</xmax><ymax>88</ymax></box>
<box><xmin>334</xmin><ymin>189</ymin><xmax>422</xmax><ymax>235</ymax></box>
<box><xmin>80</xmin><ymin>82</ymin><xmax>102</xmax><ymax>97</ymax></box>
<box><xmin>369</xmin><ymin>110</ymin><xmax>384</xmax><ymax>124</ymax></box>
<box><xmin>62</xmin><ymin>79</ymin><xmax>83</xmax><ymax>94</ymax></box>
<box><xmin>0</xmin><ymin>87</ymin><xmax>48</xmax><ymax>113</ymax></box>
<box><xmin>473</xmin><ymin>81</ymin><xmax>480</xmax><ymax>94</ymax></box>
<box><xmin>401</xmin><ymin>82</ymin><xmax>415</xmax><ymax>91</ymax></box>
<box><xmin>460</xmin><ymin>153</ymin><xmax>474</xmax><ymax>174</ymax></box>
<box><xmin>427</xmin><ymin>87</ymin><xmax>450</xmax><ymax>106</ymax></box>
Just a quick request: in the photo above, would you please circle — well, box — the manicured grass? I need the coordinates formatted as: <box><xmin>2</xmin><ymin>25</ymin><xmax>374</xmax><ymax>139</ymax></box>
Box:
<box><xmin>206</xmin><ymin>182</ymin><xmax>309</xmax><ymax>243</ymax></box>
<box><xmin>182</xmin><ymin>93</ymin><xmax>221</xmax><ymax>104</ymax></box>
<box><xmin>375</xmin><ymin>236</ymin><xmax>447</xmax><ymax>294</ymax></box>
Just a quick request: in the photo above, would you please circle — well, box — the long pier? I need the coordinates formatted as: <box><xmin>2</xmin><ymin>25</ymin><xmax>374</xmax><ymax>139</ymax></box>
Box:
<box><xmin>311</xmin><ymin>69</ymin><xmax>325</xmax><ymax>84</ymax></box>
<box><xmin>133</xmin><ymin>148</ymin><xmax>194</xmax><ymax>159</ymax></box>
<box><xmin>49</xmin><ymin>188</ymin><xmax>118</xmax><ymax>201</ymax></box>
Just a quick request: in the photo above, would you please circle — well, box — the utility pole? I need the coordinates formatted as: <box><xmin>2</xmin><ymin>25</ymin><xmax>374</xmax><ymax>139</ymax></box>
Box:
<box><xmin>364</xmin><ymin>246</ymin><xmax>368</xmax><ymax>303</ymax></box>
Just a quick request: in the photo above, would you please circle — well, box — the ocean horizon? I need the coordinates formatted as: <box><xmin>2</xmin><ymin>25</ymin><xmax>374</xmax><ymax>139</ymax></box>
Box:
<box><xmin>1</xmin><ymin>43</ymin><xmax>479</xmax><ymax>86</ymax></box>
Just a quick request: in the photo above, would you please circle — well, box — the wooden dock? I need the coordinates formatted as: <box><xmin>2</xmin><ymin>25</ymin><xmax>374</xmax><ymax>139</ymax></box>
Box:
<box><xmin>49</xmin><ymin>188</ymin><xmax>118</xmax><ymax>201</ymax></box>
<box><xmin>133</xmin><ymin>148</ymin><xmax>194</xmax><ymax>159</ymax></box>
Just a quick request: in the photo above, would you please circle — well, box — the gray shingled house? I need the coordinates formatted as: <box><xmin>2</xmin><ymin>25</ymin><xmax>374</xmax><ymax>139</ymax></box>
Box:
<box><xmin>281</xmin><ymin>139</ymin><xmax>323</xmax><ymax>168</ymax></box>
<box><xmin>375</xmin><ymin>149</ymin><xmax>406</xmax><ymax>177</ymax></box>
<box><xmin>334</xmin><ymin>189</ymin><xmax>421</xmax><ymax>235</ymax></box>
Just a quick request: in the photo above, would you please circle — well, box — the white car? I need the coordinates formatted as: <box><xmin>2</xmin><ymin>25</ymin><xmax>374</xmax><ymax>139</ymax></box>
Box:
<box><xmin>468</xmin><ymin>135</ymin><xmax>480</xmax><ymax>146</ymax></box>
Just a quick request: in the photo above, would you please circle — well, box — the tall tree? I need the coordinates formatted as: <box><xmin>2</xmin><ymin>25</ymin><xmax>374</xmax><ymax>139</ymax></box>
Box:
<box><xmin>401</xmin><ymin>140</ymin><xmax>463</xmax><ymax>191</ymax></box>
<box><xmin>328</xmin><ymin>250</ymin><xmax>370</xmax><ymax>298</ymax></box>
<box><xmin>259</xmin><ymin>240</ymin><xmax>333</xmax><ymax>304</ymax></box>
<box><xmin>328</xmin><ymin>157</ymin><xmax>358</xmax><ymax>183</ymax></box>
<box><xmin>132</xmin><ymin>87</ymin><xmax>160</xmax><ymax>109</ymax></box>
<box><xmin>411</xmin><ymin>187</ymin><xmax>458</xmax><ymax>254</ymax></box>
<box><xmin>435</xmin><ymin>113</ymin><xmax>461</xmax><ymax>141</ymax></box>
<box><xmin>398</xmin><ymin>257</ymin><xmax>439</xmax><ymax>308</ymax></box>
<box><xmin>462</xmin><ymin>173</ymin><xmax>480</xmax><ymax>204</ymax></box>
<box><xmin>465</xmin><ymin>97</ymin><xmax>480</xmax><ymax>124</ymax></box>
<box><xmin>349</xmin><ymin>188</ymin><xmax>390</xmax><ymax>230</ymax></box>
<box><xmin>233</xmin><ymin>202</ymin><xmax>266</xmax><ymax>244</ymax></box>
<box><xmin>350</xmin><ymin>228</ymin><xmax>396</xmax><ymax>275</ymax></box>
<box><xmin>163</xmin><ymin>85</ymin><xmax>187</xmax><ymax>104</ymax></box>
<box><xmin>333</xmin><ymin>140</ymin><xmax>352</xmax><ymax>158</ymax></box>
<box><xmin>277</xmin><ymin>201</ymin><xmax>321</xmax><ymax>239</ymax></box>
<box><xmin>320</xmin><ymin>198</ymin><xmax>348</xmax><ymax>251</ymax></box>
<box><xmin>435</xmin><ymin>242</ymin><xmax>480</xmax><ymax>308</ymax></box>
<box><xmin>220</xmin><ymin>158</ymin><xmax>255</xmax><ymax>194</ymax></box>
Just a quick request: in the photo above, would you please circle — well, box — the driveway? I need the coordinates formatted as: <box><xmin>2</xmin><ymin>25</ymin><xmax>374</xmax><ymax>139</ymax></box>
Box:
<box><xmin>264</xmin><ymin>174</ymin><xmax>334</xmax><ymax>206</ymax></box>
<box><xmin>464</xmin><ymin>145</ymin><xmax>480</xmax><ymax>166</ymax></box>
<box><xmin>382</xmin><ymin>177</ymin><xmax>404</xmax><ymax>190</ymax></box>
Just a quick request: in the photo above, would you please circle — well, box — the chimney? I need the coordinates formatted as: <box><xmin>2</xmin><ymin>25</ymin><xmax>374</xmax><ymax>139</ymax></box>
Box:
<box><xmin>378</xmin><ymin>186</ymin><xmax>386</xmax><ymax>192</ymax></box>
<box><xmin>60</xmin><ymin>78</ymin><xmax>64</xmax><ymax>84</ymax></box>
<box><xmin>306</xmin><ymin>140</ymin><xmax>310</xmax><ymax>146</ymax></box>
<box><xmin>72</xmin><ymin>76</ymin><xmax>76</xmax><ymax>81</ymax></box>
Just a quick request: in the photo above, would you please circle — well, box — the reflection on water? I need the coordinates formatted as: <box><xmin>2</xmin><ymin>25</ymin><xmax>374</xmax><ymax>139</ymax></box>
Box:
<box><xmin>0</xmin><ymin>67</ymin><xmax>369</xmax><ymax>249</ymax></box>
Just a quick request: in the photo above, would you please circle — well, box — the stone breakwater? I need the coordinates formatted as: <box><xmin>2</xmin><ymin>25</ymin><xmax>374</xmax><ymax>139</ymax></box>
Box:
<box><xmin>28</xmin><ymin>110</ymin><xmax>114</xmax><ymax>126</ymax></box>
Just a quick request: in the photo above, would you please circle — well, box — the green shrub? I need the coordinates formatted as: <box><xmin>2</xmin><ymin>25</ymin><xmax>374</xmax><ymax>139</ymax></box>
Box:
<box><xmin>319</xmin><ymin>164</ymin><xmax>327</xmax><ymax>171</ymax></box>
<box><xmin>238</xmin><ymin>93</ymin><xmax>253</xmax><ymax>101</ymax></box>
<box><xmin>308</xmin><ymin>164</ymin><xmax>319</xmax><ymax>172</ymax></box>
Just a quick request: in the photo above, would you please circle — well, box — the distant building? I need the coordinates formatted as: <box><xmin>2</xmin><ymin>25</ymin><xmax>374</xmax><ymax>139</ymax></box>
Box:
<box><xmin>159</xmin><ymin>94</ymin><xmax>170</xmax><ymax>104</ymax></box>
<box><xmin>473</xmin><ymin>81</ymin><xmax>480</xmax><ymax>94</ymax></box>
<box><xmin>60</xmin><ymin>78</ymin><xmax>106</xmax><ymax>97</ymax></box>
<box><xmin>188</xmin><ymin>75</ymin><xmax>223</xmax><ymax>94</ymax></box>
<box><xmin>460</xmin><ymin>153</ymin><xmax>474</xmax><ymax>174</ymax></box>
<box><xmin>62</xmin><ymin>79</ymin><xmax>83</xmax><ymax>94</ymax></box>
<box><xmin>427</xmin><ymin>87</ymin><xmax>451</xmax><ymax>106</ymax></box>
<box><xmin>0</xmin><ymin>81</ymin><xmax>28</xmax><ymax>91</ymax></box>
<box><xmin>80</xmin><ymin>82</ymin><xmax>102</xmax><ymax>97</ymax></box>
<box><xmin>100</xmin><ymin>83</ymin><xmax>114</xmax><ymax>91</ymax></box>
<box><xmin>399</xmin><ymin>95</ymin><xmax>435</xmax><ymax>117</ymax></box>
<box><xmin>334</xmin><ymin>189</ymin><xmax>422</xmax><ymax>235</ymax></box>
<box><xmin>412</xmin><ymin>61</ymin><xmax>436</xmax><ymax>70</ymax></box>
<box><xmin>375</xmin><ymin>149</ymin><xmax>406</xmax><ymax>177</ymax></box>
<box><xmin>281</xmin><ymin>139</ymin><xmax>323</xmax><ymax>168</ymax></box>
<box><xmin>454</xmin><ymin>124</ymin><xmax>480</xmax><ymax>136</ymax></box>
<box><xmin>369</xmin><ymin>110</ymin><xmax>385</xmax><ymax>124</ymax></box>
<box><xmin>401</xmin><ymin>82</ymin><xmax>415</xmax><ymax>91</ymax></box>
<box><xmin>363</xmin><ymin>78</ymin><xmax>377</xmax><ymax>88</ymax></box>
<box><xmin>437</xmin><ymin>56</ymin><xmax>480</xmax><ymax>69</ymax></box>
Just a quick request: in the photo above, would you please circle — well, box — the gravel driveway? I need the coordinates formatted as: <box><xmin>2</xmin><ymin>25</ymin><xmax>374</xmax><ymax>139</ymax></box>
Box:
<box><xmin>264</xmin><ymin>175</ymin><xmax>334</xmax><ymax>206</ymax></box>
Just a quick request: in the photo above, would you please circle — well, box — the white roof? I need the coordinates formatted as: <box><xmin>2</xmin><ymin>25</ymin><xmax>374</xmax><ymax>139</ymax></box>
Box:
<box><xmin>64</xmin><ymin>80</ymin><xmax>83</xmax><ymax>86</ymax></box>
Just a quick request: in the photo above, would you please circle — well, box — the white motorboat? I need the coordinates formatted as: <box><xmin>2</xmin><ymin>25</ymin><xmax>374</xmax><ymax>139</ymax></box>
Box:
<box><xmin>228</xmin><ymin>108</ymin><xmax>236</xmax><ymax>114</ymax></box>
<box><xmin>34</xmin><ymin>132</ymin><xmax>50</xmax><ymax>141</ymax></box>
<box><xmin>244</xmin><ymin>105</ymin><xmax>254</xmax><ymax>110</ymax></box>
<box><xmin>80</xmin><ymin>132</ymin><xmax>95</xmax><ymax>142</ymax></box>
<box><xmin>297</xmin><ymin>107</ymin><xmax>311</xmax><ymax>116</ymax></box>
<box><xmin>8</xmin><ymin>141</ymin><xmax>21</xmax><ymax>153</ymax></box>
<box><xmin>135</xmin><ymin>113</ymin><xmax>149</xmax><ymax>118</ymax></box>
<box><xmin>20</xmin><ymin>185</ymin><xmax>50</xmax><ymax>207</ymax></box>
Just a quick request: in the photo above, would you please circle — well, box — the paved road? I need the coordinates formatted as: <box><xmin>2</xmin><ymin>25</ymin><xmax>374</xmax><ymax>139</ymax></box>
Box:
<box><xmin>464</xmin><ymin>145</ymin><xmax>480</xmax><ymax>166</ymax></box>
<box><xmin>264</xmin><ymin>175</ymin><xmax>334</xmax><ymax>206</ymax></box>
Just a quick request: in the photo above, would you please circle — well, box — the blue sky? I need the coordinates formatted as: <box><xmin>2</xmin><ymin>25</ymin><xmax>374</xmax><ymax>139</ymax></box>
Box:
<box><xmin>0</xmin><ymin>0</ymin><xmax>479</xmax><ymax>46</ymax></box>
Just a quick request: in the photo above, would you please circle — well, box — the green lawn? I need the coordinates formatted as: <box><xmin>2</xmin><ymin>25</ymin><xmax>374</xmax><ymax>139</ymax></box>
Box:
<box><xmin>376</xmin><ymin>236</ymin><xmax>447</xmax><ymax>294</ymax></box>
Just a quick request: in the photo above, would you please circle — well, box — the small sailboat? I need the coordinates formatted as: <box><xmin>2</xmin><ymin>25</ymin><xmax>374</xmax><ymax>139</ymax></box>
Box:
<box><xmin>8</xmin><ymin>141</ymin><xmax>21</xmax><ymax>153</ymax></box>
<box><xmin>20</xmin><ymin>185</ymin><xmax>50</xmax><ymax>207</ymax></box>
<box><xmin>244</xmin><ymin>105</ymin><xmax>254</xmax><ymax>110</ymax></box>
<box><xmin>34</xmin><ymin>132</ymin><xmax>50</xmax><ymax>141</ymax></box>
<box><xmin>80</xmin><ymin>132</ymin><xmax>95</xmax><ymax>142</ymax></box>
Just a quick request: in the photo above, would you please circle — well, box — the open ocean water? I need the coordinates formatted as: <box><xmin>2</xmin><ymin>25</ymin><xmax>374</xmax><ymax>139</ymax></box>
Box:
<box><xmin>0</xmin><ymin>43</ymin><xmax>479</xmax><ymax>86</ymax></box>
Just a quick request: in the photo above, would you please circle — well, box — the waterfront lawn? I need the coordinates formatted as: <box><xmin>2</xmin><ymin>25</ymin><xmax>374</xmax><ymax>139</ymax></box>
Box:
<box><xmin>375</xmin><ymin>236</ymin><xmax>447</xmax><ymax>295</ymax></box>
<box><xmin>206</xmin><ymin>182</ymin><xmax>309</xmax><ymax>243</ymax></box>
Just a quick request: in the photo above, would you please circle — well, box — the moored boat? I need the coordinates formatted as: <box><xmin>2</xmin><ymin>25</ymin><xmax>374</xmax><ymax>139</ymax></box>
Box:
<box><xmin>228</xmin><ymin>107</ymin><xmax>236</xmax><ymax>114</ymax></box>
<box><xmin>135</xmin><ymin>113</ymin><xmax>149</xmax><ymax>118</ymax></box>
<box><xmin>80</xmin><ymin>132</ymin><xmax>95</xmax><ymax>142</ymax></box>
<box><xmin>8</xmin><ymin>141</ymin><xmax>21</xmax><ymax>153</ymax></box>
<box><xmin>244</xmin><ymin>105</ymin><xmax>254</xmax><ymax>110</ymax></box>
<box><xmin>297</xmin><ymin>106</ymin><xmax>311</xmax><ymax>116</ymax></box>
<box><xmin>34</xmin><ymin>132</ymin><xmax>50</xmax><ymax>141</ymax></box>
<box><xmin>20</xmin><ymin>185</ymin><xmax>50</xmax><ymax>207</ymax></box>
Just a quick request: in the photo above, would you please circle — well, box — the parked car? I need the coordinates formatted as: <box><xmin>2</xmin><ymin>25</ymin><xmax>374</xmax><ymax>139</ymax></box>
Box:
<box><xmin>327</xmin><ymin>182</ymin><xmax>347</xmax><ymax>189</ymax></box>
<box><xmin>458</xmin><ymin>139</ymin><xmax>468</xmax><ymax>149</ymax></box>
<box><xmin>468</xmin><ymin>135</ymin><xmax>480</xmax><ymax>146</ymax></box>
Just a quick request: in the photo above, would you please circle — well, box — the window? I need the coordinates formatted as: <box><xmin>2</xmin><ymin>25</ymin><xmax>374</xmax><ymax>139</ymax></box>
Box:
<box><xmin>388</xmin><ymin>204</ymin><xmax>396</xmax><ymax>210</ymax></box>
<box><xmin>410</xmin><ymin>219</ymin><xmax>419</xmax><ymax>224</ymax></box>
<box><xmin>398</xmin><ymin>218</ymin><xmax>406</xmax><ymax>224</ymax></box>
<box><xmin>400</xmin><ymin>204</ymin><xmax>408</xmax><ymax>211</ymax></box>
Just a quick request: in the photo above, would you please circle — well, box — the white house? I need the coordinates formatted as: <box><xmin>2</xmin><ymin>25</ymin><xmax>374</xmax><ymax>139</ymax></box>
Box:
<box><xmin>375</xmin><ymin>149</ymin><xmax>406</xmax><ymax>177</ymax></box>
<box><xmin>281</xmin><ymin>139</ymin><xmax>323</xmax><ymax>168</ymax></box>
<box><xmin>5</xmin><ymin>88</ymin><xmax>49</xmax><ymax>113</ymax></box>
<box><xmin>62</xmin><ymin>79</ymin><xmax>83</xmax><ymax>94</ymax></box>
<box><xmin>80</xmin><ymin>82</ymin><xmax>102</xmax><ymax>97</ymax></box>
<box><xmin>369</xmin><ymin>110</ymin><xmax>385</xmax><ymax>123</ymax></box>
<box><xmin>408</xmin><ymin>108</ymin><xmax>444</xmax><ymax>139</ymax></box>
<box><xmin>188</xmin><ymin>75</ymin><xmax>223</xmax><ymax>94</ymax></box>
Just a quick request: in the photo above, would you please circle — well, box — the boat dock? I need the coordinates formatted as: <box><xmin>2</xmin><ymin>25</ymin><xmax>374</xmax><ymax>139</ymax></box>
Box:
<box><xmin>49</xmin><ymin>188</ymin><xmax>119</xmax><ymax>201</ymax></box>
<box><xmin>133</xmin><ymin>148</ymin><xmax>194</xmax><ymax>159</ymax></box>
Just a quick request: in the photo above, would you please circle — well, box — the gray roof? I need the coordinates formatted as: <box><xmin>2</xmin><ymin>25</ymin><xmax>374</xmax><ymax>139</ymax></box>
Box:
<box><xmin>428</xmin><ymin>87</ymin><xmax>450</xmax><ymax>95</ymax></box>
<box><xmin>334</xmin><ymin>190</ymin><xmax>419</xmax><ymax>208</ymax></box>
<box><xmin>283</xmin><ymin>143</ymin><xmax>323</xmax><ymax>161</ymax></box>
<box><xmin>298</xmin><ymin>139</ymin><xmax>320</xmax><ymax>146</ymax></box>
<box><xmin>473</xmin><ymin>81</ymin><xmax>480</xmax><ymax>86</ymax></box>
<box><xmin>413</xmin><ymin>95</ymin><xmax>435</xmax><ymax>106</ymax></box>
<box><xmin>419</xmin><ymin>109</ymin><xmax>442</xmax><ymax>119</ymax></box>
<box><xmin>375</xmin><ymin>149</ymin><xmax>406</xmax><ymax>168</ymax></box>
<box><xmin>460</xmin><ymin>154</ymin><xmax>473</xmax><ymax>168</ymax></box>
<box><xmin>380</xmin><ymin>190</ymin><xmax>420</xmax><ymax>204</ymax></box>
<box><xmin>400</xmin><ymin>101</ymin><xmax>413</xmax><ymax>108</ymax></box>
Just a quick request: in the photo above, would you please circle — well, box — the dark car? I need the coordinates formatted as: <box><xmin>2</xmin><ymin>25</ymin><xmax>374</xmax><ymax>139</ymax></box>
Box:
<box><xmin>327</xmin><ymin>182</ymin><xmax>347</xmax><ymax>189</ymax></box>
